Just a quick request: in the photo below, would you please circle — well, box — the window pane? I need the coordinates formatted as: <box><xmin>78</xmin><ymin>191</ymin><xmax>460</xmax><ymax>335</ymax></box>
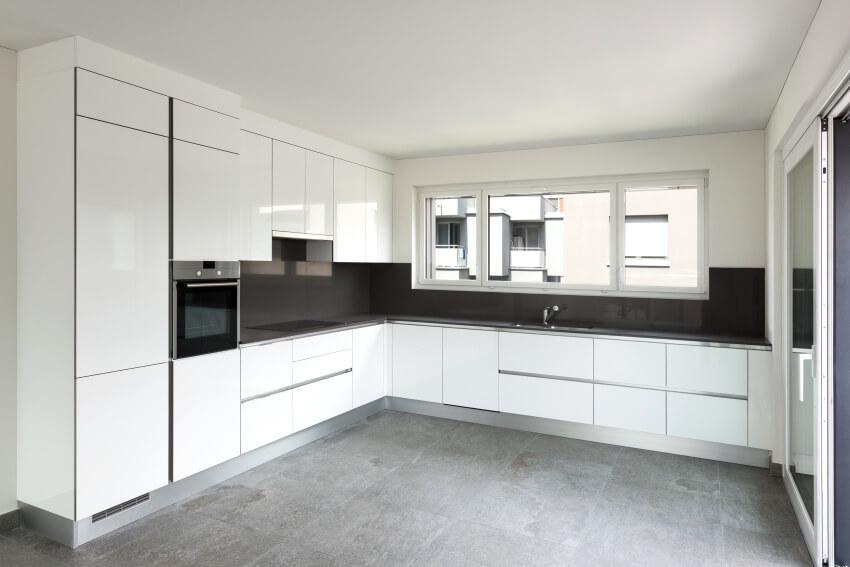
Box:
<box><xmin>423</xmin><ymin>196</ymin><xmax>477</xmax><ymax>281</ymax></box>
<box><xmin>623</xmin><ymin>185</ymin><xmax>698</xmax><ymax>288</ymax></box>
<box><xmin>488</xmin><ymin>191</ymin><xmax>611</xmax><ymax>285</ymax></box>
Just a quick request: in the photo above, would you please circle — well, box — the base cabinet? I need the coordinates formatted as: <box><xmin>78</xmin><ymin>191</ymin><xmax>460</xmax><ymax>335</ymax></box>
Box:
<box><xmin>392</xmin><ymin>325</ymin><xmax>443</xmax><ymax>403</ymax></box>
<box><xmin>292</xmin><ymin>372</ymin><xmax>354</xmax><ymax>432</ymax></box>
<box><xmin>667</xmin><ymin>393</ymin><xmax>747</xmax><ymax>446</ymax></box>
<box><xmin>241</xmin><ymin>392</ymin><xmax>293</xmax><ymax>454</ymax></box>
<box><xmin>353</xmin><ymin>325</ymin><xmax>385</xmax><ymax>407</ymax></box>
<box><xmin>76</xmin><ymin>364</ymin><xmax>169</xmax><ymax>520</ymax></box>
<box><xmin>594</xmin><ymin>384</ymin><xmax>666</xmax><ymax>435</ymax></box>
<box><xmin>499</xmin><ymin>373</ymin><xmax>593</xmax><ymax>424</ymax></box>
<box><xmin>443</xmin><ymin>328</ymin><xmax>498</xmax><ymax>411</ymax></box>
<box><xmin>172</xmin><ymin>350</ymin><xmax>241</xmax><ymax>481</ymax></box>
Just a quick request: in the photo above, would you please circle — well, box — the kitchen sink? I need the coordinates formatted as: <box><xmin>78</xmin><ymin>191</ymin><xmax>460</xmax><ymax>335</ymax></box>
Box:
<box><xmin>509</xmin><ymin>322</ymin><xmax>593</xmax><ymax>332</ymax></box>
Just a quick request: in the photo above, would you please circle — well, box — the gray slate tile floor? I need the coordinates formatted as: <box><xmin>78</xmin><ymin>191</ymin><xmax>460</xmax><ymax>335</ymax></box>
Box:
<box><xmin>0</xmin><ymin>410</ymin><xmax>811</xmax><ymax>566</ymax></box>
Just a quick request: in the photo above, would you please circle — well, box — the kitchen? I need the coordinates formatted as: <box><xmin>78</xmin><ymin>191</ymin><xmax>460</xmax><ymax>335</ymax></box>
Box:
<box><xmin>1</xmin><ymin>1</ymin><xmax>849</xmax><ymax>565</ymax></box>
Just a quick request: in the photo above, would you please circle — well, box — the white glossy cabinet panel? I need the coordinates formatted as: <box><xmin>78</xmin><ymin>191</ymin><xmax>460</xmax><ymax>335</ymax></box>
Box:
<box><xmin>292</xmin><ymin>350</ymin><xmax>352</xmax><ymax>385</ymax></box>
<box><xmin>392</xmin><ymin>325</ymin><xmax>443</xmax><ymax>403</ymax></box>
<box><xmin>240</xmin><ymin>341</ymin><xmax>293</xmax><ymax>400</ymax></box>
<box><xmin>365</xmin><ymin>168</ymin><xmax>393</xmax><ymax>263</ymax></box>
<box><xmin>76</xmin><ymin>69</ymin><xmax>168</xmax><ymax>136</ymax></box>
<box><xmin>747</xmin><ymin>349</ymin><xmax>773</xmax><ymax>450</ymax></box>
<box><xmin>172</xmin><ymin>140</ymin><xmax>240</xmax><ymax>260</ymax></box>
<box><xmin>667</xmin><ymin>393</ymin><xmax>747</xmax><ymax>446</ymax></box>
<box><xmin>667</xmin><ymin>344</ymin><xmax>747</xmax><ymax>396</ymax></box>
<box><xmin>292</xmin><ymin>372</ymin><xmax>353</xmax><ymax>432</ymax></box>
<box><xmin>499</xmin><ymin>374</ymin><xmax>593</xmax><ymax>424</ymax></box>
<box><xmin>305</xmin><ymin>150</ymin><xmax>334</xmax><ymax>236</ymax></box>
<box><xmin>239</xmin><ymin>130</ymin><xmax>272</xmax><ymax>261</ymax></box>
<box><xmin>76</xmin><ymin>364</ymin><xmax>169</xmax><ymax>519</ymax></box>
<box><xmin>172</xmin><ymin>350</ymin><xmax>241</xmax><ymax>481</ymax></box>
<box><xmin>272</xmin><ymin>140</ymin><xmax>306</xmax><ymax>233</ymax></box>
<box><xmin>241</xmin><ymin>391</ymin><xmax>293</xmax><ymax>454</ymax></box>
<box><xmin>353</xmin><ymin>325</ymin><xmax>384</xmax><ymax>407</ymax></box>
<box><xmin>172</xmin><ymin>99</ymin><xmax>239</xmax><ymax>153</ymax></box>
<box><xmin>76</xmin><ymin>117</ymin><xmax>169</xmax><ymax>377</ymax></box>
<box><xmin>594</xmin><ymin>384</ymin><xmax>665</xmax><ymax>435</ymax></box>
<box><xmin>594</xmin><ymin>339</ymin><xmax>666</xmax><ymax>387</ymax></box>
<box><xmin>443</xmin><ymin>328</ymin><xmax>498</xmax><ymax>411</ymax></box>
<box><xmin>498</xmin><ymin>332</ymin><xmax>593</xmax><ymax>380</ymax></box>
<box><xmin>333</xmin><ymin>159</ymin><xmax>366</xmax><ymax>262</ymax></box>
<box><xmin>293</xmin><ymin>330</ymin><xmax>352</xmax><ymax>361</ymax></box>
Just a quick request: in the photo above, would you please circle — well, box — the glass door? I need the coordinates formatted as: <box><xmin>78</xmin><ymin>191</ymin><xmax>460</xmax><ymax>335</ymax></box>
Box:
<box><xmin>784</xmin><ymin>117</ymin><xmax>829</xmax><ymax>565</ymax></box>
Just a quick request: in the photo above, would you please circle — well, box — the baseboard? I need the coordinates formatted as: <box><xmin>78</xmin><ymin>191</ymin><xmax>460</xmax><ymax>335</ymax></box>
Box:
<box><xmin>0</xmin><ymin>508</ymin><xmax>22</xmax><ymax>533</ymax></box>
<box><xmin>386</xmin><ymin>397</ymin><xmax>771</xmax><ymax>469</ymax></box>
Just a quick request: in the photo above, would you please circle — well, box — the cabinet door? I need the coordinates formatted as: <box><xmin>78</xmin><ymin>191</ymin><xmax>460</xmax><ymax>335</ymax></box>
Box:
<box><xmin>498</xmin><ymin>332</ymin><xmax>593</xmax><ymax>380</ymax></box>
<box><xmin>292</xmin><ymin>372</ymin><xmax>353</xmax><ymax>431</ymax></box>
<box><xmin>76</xmin><ymin>69</ymin><xmax>168</xmax><ymax>136</ymax></box>
<box><xmin>172</xmin><ymin>99</ymin><xmax>239</xmax><ymax>153</ymax></box>
<box><xmin>353</xmin><ymin>325</ymin><xmax>384</xmax><ymax>407</ymax></box>
<box><xmin>333</xmin><ymin>159</ymin><xmax>366</xmax><ymax>262</ymax></box>
<box><xmin>241</xmin><ymin>340</ymin><xmax>293</xmax><ymax>400</ymax></box>
<box><xmin>292</xmin><ymin>350</ymin><xmax>352</xmax><ymax>385</ymax></box>
<box><xmin>76</xmin><ymin>117</ymin><xmax>169</xmax><ymax>377</ymax></box>
<box><xmin>305</xmin><ymin>150</ymin><xmax>333</xmax><ymax>236</ymax></box>
<box><xmin>172</xmin><ymin>350</ymin><xmax>241</xmax><ymax>481</ymax></box>
<box><xmin>172</xmin><ymin>140</ymin><xmax>240</xmax><ymax>260</ymax></box>
<box><xmin>499</xmin><ymin>373</ymin><xmax>593</xmax><ymax>424</ymax></box>
<box><xmin>443</xmin><ymin>328</ymin><xmax>498</xmax><ymax>411</ymax></box>
<box><xmin>365</xmin><ymin>169</ymin><xmax>393</xmax><ymax>263</ymax></box>
<box><xmin>667</xmin><ymin>344</ymin><xmax>747</xmax><ymax>396</ymax></box>
<box><xmin>239</xmin><ymin>130</ymin><xmax>272</xmax><ymax>261</ymax></box>
<box><xmin>594</xmin><ymin>384</ymin><xmax>666</xmax><ymax>435</ymax></box>
<box><xmin>747</xmin><ymin>349</ymin><xmax>773</xmax><ymax>450</ymax></box>
<box><xmin>76</xmin><ymin>364</ymin><xmax>169</xmax><ymax>520</ymax></box>
<box><xmin>241</xmin><ymin>391</ymin><xmax>293</xmax><ymax>454</ymax></box>
<box><xmin>594</xmin><ymin>339</ymin><xmax>666</xmax><ymax>387</ymax></box>
<box><xmin>667</xmin><ymin>393</ymin><xmax>747</xmax><ymax>446</ymax></box>
<box><xmin>392</xmin><ymin>324</ymin><xmax>442</xmax><ymax>403</ymax></box>
<box><xmin>292</xmin><ymin>329</ymin><xmax>353</xmax><ymax>361</ymax></box>
<box><xmin>272</xmin><ymin>141</ymin><xmax>305</xmax><ymax>233</ymax></box>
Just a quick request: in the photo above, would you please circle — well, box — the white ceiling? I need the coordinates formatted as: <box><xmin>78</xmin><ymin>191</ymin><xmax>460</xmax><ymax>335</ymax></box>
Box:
<box><xmin>0</xmin><ymin>0</ymin><xmax>820</xmax><ymax>159</ymax></box>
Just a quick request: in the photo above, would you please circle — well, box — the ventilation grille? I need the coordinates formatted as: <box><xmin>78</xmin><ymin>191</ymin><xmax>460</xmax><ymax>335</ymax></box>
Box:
<box><xmin>92</xmin><ymin>493</ymin><xmax>150</xmax><ymax>523</ymax></box>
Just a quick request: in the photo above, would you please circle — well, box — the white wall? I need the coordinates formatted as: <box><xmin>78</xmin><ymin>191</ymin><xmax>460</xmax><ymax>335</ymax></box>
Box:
<box><xmin>764</xmin><ymin>0</ymin><xmax>850</xmax><ymax>465</ymax></box>
<box><xmin>0</xmin><ymin>46</ymin><xmax>16</xmax><ymax>515</ymax></box>
<box><xmin>393</xmin><ymin>130</ymin><xmax>765</xmax><ymax>269</ymax></box>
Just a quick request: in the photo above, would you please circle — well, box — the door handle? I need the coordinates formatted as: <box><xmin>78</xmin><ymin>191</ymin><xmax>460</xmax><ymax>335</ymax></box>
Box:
<box><xmin>798</xmin><ymin>353</ymin><xmax>812</xmax><ymax>402</ymax></box>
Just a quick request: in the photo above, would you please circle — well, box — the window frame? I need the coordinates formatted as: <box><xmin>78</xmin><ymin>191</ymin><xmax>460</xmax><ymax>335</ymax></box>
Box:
<box><xmin>414</xmin><ymin>172</ymin><xmax>708</xmax><ymax>299</ymax></box>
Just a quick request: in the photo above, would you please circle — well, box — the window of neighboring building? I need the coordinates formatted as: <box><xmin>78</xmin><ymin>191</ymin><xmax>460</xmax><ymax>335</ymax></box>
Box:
<box><xmin>624</xmin><ymin>215</ymin><xmax>669</xmax><ymax>267</ymax></box>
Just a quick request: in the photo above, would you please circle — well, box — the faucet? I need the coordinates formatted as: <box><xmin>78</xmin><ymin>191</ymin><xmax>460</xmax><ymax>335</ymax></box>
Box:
<box><xmin>543</xmin><ymin>304</ymin><xmax>565</xmax><ymax>327</ymax></box>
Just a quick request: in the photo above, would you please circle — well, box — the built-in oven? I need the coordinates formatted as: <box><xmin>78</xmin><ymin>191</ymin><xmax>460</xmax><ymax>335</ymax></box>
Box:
<box><xmin>171</xmin><ymin>261</ymin><xmax>240</xmax><ymax>359</ymax></box>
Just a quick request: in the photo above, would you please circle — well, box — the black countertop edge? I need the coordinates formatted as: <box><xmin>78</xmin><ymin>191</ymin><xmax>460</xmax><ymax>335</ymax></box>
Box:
<box><xmin>240</xmin><ymin>314</ymin><xmax>772</xmax><ymax>350</ymax></box>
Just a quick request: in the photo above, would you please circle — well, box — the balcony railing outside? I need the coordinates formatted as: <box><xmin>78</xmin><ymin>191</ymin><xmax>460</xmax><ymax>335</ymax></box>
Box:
<box><xmin>435</xmin><ymin>245</ymin><xmax>467</xmax><ymax>268</ymax></box>
<box><xmin>510</xmin><ymin>247</ymin><xmax>545</xmax><ymax>269</ymax></box>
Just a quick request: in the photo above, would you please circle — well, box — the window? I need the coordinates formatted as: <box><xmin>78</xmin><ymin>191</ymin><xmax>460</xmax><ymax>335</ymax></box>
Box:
<box><xmin>416</xmin><ymin>175</ymin><xmax>706</xmax><ymax>297</ymax></box>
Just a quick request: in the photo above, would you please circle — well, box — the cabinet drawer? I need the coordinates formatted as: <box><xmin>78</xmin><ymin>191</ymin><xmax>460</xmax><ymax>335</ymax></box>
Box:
<box><xmin>499</xmin><ymin>374</ymin><xmax>593</xmax><ymax>424</ymax></box>
<box><xmin>241</xmin><ymin>341</ymin><xmax>293</xmax><ymax>399</ymax></box>
<box><xmin>594</xmin><ymin>339</ymin><xmax>665</xmax><ymax>387</ymax></box>
<box><xmin>172</xmin><ymin>99</ymin><xmax>239</xmax><ymax>153</ymax></box>
<box><xmin>76</xmin><ymin>69</ymin><xmax>169</xmax><ymax>136</ymax></box>
<box><xmin>293</xmin><ymin>349</ymin><xmax>352</xmax><ymax>385</ymax></box>
<box><xmin>667</xmin><ymin>393</ymin><xmax>747</xmax><ymax>446</ymax></box>
<box><xmin>499</xmin><ymin>332</ymin><xmax>593</xmax><ymax>380</ymax></box>
<box><xmin>667</xmin><ymin>345</ymin><xmax>747</xmax><ymax>396</ymax></box>
<box><xmin>594</xmin><ymin>384</ymin><xmax>665</xmax><ymax>435</ymax></box>
<box><xmin>292</xmin><ymin>372</ymin><xmax>353</xmax><ymax>431</ymax></box>
<box><xmin>293</xmin><ymin>330</ymin><xmax>353</xmax><ymax>361</ymax></box>
<box><xmin>241</xmin><ymin>391</ymin><xmax>293</xmax><ymax>454</ymax></box>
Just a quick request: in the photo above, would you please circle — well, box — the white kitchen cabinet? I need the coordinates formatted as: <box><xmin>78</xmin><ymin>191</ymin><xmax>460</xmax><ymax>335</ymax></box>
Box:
<box><xmin>172</xmin><ymin>139</ymin><xmax>241</xmax><ymax>260</ymax></box>
<box><xmin>76</xmin><ymin>364</ymin><xmax>169</xmax><ymax>520</ymax></box>
<box><xmin>241</xmin><ymin>391</ymin><xmax>293</xmax><ymax>454</ymax></box>
<box><xmin>747</xmin><ymin>349</ymin><xmax>773</xmax><ymax>450</ymax></box>
<box><xmin>334</xmin><ymin>159</ymin><xmax>367</xmax><ymax>262</ymax></box>
<box><xmin>76</xmin><ymin>69</ymin><xmax>169</xmax><ymax>136</ymax></box>
<box><xmin>365</xmin><ymin>168</ymin><xmax>393</xmax><ymax>263</ymax></box>
<box><xmin>292</xmin><ymin>372</ymin><xmax>353</xmax><ymax>431</ymax></box>
<box><xmin>594</xmin><ymin>339</ymin><xmax>666</xmax><ymax>387</ymax></box>
<box><xmin>594</xmin><ymin>384</ymin><xmax>666</xmax><ymax>435</ymax></box>
<box><xmin>292</xmin><ymin>350</ymin><xmax>353</xmax><ymax>385</ymax></box>
<box><xmin>240</xmin><ymin>340</ymin><xmax>293</xmax><ymax>400</ymax></box>
<box><xmin>667</xmin><ymin>392</ymin><xmax>747</xmax><ymax>446</ymax></box>
<box><xmin>172</xmin><ymin>350</ymin><xmax>241</xmax><ymax>481</ymax></box>
<box><xmin>306</xmin><ymin>150</ymin><xmax>334</xmax><ymax>236</ymax></box>
<box><xmin>172</xmin><ymin>99</ymin><xmax>240</xmax><ymax>153</ymax></box>
<box><xmin>272</xmin><ymin>140</ymin><xmax>306</xmax><ymax>233</ymax></box>
<box><xmin>353</xmin><ymin>325</ymin><xmax>385</xmax><ymax>407</ymax></box>
<box><xmin>293</xmin><ymin>330</ymin><xmax>353</xmax><ymax>361</ymax></box>
<box><xmin>75</xmin><ymin>116</ymin><xmax>169</xmax><ymax>377</ymax></box>
<box><xmin>392</xmin><ymin>324</ymin><xmax>443</xmax><ymax>403</ymax></box>
<box><xmin>498</xmin><ymin>332</ymin><xmax>593</xmax><ymax>380</ymax></box>
<box><xmin>443</xmin><ymin>328</ymin><xmax>498</xmax><ymax>411</ymax></box>
<box><xmin>499</xmin><ymin>373</ymin><xmax>593</xmax><ymax>424</ymax></box>
<box><xmin>667</xmin><ymin>344</ymin><xmax>747</xmax><ymax>396</ymax></box>
<box><xmin>239</xmin><ymin>130</ymin><xmax>272</xmax><ymax>261</ymax></box>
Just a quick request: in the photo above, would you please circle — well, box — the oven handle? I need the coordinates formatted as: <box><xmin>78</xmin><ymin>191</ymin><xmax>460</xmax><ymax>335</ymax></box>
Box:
<box><xmin>183</xmin><ymin>281</ymin><xmax>239</xmax><ymax>288</ymax></box>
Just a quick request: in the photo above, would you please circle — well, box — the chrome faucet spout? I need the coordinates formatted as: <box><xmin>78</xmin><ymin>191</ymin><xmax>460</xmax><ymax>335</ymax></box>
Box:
<box><xmin>542</xmin><ymin>304</ymin><xmax>565</xmax><ymax>327</ymax></box>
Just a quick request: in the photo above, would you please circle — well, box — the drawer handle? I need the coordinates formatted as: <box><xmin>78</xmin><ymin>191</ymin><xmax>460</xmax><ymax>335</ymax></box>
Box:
<box><xmin>242</xmin><ymin>368</ymin><xmax>352</xmax><ymax>403</ymax></box>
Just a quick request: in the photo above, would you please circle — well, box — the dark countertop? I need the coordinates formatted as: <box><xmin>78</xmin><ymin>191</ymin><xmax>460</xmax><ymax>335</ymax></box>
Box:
<box><xmin>241</xmin><ymin>313</ymin><xmax>772</xmax><ymax>350</ymax></box>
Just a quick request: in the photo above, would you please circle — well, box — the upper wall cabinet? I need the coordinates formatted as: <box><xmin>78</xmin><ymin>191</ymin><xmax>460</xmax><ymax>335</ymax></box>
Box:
<box><xmin>76</xmin><ymin>69</ymin><xmax>169</xmax><ymax>136</ymax></box>
<box><xmin>239</xmin><ymin>130</ymin><xmax>272</xmax><ymax>261</ymax></box>
<box><xmin>272</xmin><ymin>143</ymin><xmax>334</xmax><ymax>238</ymax></box>
<box><xmin>333</xmin><ymin>158</ymin><xmax>393</xmax><ymax>263</ymax></box>
<box><xmin>172</xmin><ymin>99</ymin><xmax>240</xmax><ymax>153</ymax></box>
<box><xmin>306</xmin><ymin>150</ymin><xmax>334</xmax><ymax>236</ymax></box>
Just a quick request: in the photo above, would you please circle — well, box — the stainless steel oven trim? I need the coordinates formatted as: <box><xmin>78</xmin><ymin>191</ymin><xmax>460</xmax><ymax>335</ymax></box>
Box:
<box><xmin>184</xmin><ymin>281</ymin><xmax>239</xmax><ymax>288</ymax></box>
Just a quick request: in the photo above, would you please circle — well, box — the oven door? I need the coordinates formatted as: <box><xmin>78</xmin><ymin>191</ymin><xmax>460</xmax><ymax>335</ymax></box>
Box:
<box><xmin>173</xmin><ymin>280</ymin><xmax>239</xmax><ymax>359</ymax></box>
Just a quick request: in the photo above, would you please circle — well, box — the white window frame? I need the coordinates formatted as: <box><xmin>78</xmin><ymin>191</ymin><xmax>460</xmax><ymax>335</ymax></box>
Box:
<box><xmin>414</xmin><ymin>172</ymin><xmax>708</xmax><ymax>299</ymax></box>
